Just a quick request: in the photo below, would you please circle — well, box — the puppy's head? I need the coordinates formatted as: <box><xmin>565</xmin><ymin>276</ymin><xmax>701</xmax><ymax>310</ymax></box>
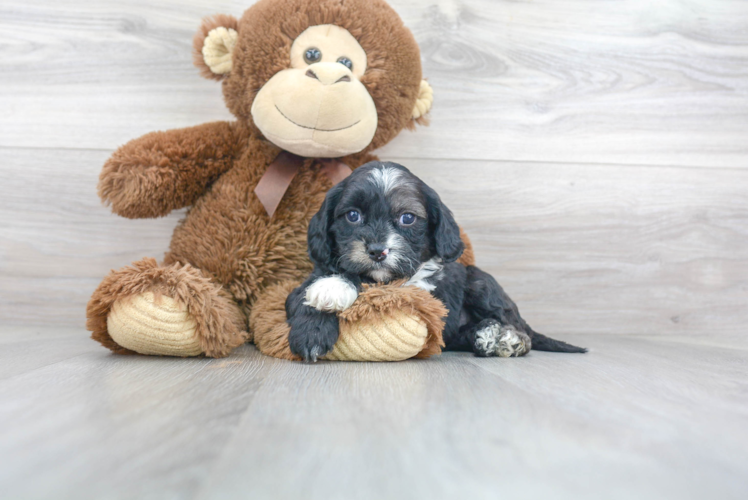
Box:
<box><xmin>308</xmin><ymin>161</ymin><xmax>463</xmax><ymax>281</ymax></box>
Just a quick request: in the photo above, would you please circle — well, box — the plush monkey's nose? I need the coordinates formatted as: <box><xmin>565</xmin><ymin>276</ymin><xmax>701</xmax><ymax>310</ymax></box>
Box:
<box><xmin>367</xmin><ymin>244</ymin><xmax>389</xmax><ymax>262</ymax></box>
<box><xmin>305</xmin><ymin>62</ymin><xmax>352</xmax><ymax>86</ymax></box>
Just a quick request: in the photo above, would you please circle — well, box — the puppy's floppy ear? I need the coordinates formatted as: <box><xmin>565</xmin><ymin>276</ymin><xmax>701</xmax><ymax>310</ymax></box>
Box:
<box><xmin>423</xmin><ymin>184</ymin><xmax>464</xmax><ymax>263</ymax></box>
<box><xmin>308</xmin><ymin>182</ymin><xmax>345</xmax><ymax>269</ymax></box>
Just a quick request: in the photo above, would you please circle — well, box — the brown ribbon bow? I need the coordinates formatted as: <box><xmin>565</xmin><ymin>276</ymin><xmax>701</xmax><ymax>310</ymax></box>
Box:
<box><xmin>254</xmin><ymin>151</ymin><xmax>353</xmax><ymax>218</ymax></box>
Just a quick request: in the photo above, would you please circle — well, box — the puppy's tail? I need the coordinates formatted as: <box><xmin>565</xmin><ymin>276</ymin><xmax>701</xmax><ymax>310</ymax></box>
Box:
<box><xmin>529</xmin><ymin>330</ymin><xmax>587</xmax><ymax>353</ymax></box>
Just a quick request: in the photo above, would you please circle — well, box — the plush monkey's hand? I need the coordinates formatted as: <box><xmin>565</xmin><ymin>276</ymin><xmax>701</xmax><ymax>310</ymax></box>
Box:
<box><xmin>98</xmin><ymin>122</ymin><xmax>239</xmax><ymax>219</ymax></box>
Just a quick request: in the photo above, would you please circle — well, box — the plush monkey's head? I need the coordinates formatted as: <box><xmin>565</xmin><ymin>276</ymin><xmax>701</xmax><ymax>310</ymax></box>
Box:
<box><xmin>193</xmin><ymin>0</ymin><xmax>432</xmax><ymax>158</ymax></box>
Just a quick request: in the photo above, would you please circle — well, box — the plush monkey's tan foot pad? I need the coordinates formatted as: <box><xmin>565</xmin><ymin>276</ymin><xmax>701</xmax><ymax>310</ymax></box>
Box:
<box><xmin>107</xmin><ymin>292</ymin><xmax>202</xmax><ymax>357</ymax></box>
<box><xmin>324</xmin><ymin>310</ymin><xmax>428</xmax><ymax>361</ymax></box>
<box><xmin>251</xmin><ymin>280</ymin><xmax>448</xmax><ymax>362</ymax></box>
<box><xmin>324</xmin><ymin>281</ymin><xmax>448</xmax><ymax>362</ymax></box>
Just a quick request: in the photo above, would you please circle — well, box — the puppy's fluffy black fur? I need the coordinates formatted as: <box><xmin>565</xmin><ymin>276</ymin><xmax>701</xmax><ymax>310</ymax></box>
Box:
<box><xmin>286</xmin><ymin>161</ymin><xmax>586</xmax><ymax>362</ymax></box>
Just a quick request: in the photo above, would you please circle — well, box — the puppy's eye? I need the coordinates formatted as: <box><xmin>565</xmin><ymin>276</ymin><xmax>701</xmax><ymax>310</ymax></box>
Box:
<box><xmin>399</xmin><ymin>213</ymin><xmax>416</xmax><ymax>226</ymax></box>
<box><xmin>337</xmin><ymin>57</ymin><xmax>353</xmax><ymax>70</ymax></box>
<box><xmin>304</xmin><ymin>47</ymin><xmax>322</xmax><ymax>64</ymax></box>
<box><xmin>346</xmin><ymin>210</ymin><xmax>361</xmax><ymax>223</ymax></box>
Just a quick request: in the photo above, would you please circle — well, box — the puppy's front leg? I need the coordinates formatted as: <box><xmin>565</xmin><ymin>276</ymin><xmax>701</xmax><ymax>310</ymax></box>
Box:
<box><xmin>286</xmin><ymin>274</ymin><xmax>359</xmax><ymax>362</ymax></box>
<box><xmin>288</xmin><ymin>307</ymin><xmax>339</xmax><ymax>362</ymax></box>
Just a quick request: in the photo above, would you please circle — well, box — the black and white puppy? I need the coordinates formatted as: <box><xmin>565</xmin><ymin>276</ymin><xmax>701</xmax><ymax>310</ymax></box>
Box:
<box><xmin>286</xmin><ymin>161</ymin><xmax>586</xmax><ymax>362</ymax></box>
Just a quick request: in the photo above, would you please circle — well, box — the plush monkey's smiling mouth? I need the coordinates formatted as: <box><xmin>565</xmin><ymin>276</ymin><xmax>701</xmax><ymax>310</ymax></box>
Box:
<box><xmin>275</xmin><ymin>105</ymin><xmax>361</xmax><ymax>132</ymax></box>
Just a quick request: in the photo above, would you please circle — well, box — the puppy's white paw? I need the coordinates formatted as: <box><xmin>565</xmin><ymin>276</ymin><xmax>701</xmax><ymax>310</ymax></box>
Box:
<box><xmin>473</xmin><ymin>321</ymin><xmax>531</xmax><ymax>358</ymax></box>
<box><xmin>304</xmin><ymin>276</ymin><xmax>358</xmax><ymax>312</ymax></box>
<box><xmin>474</xmin><ymin>322</ymin><xmax>501</xmax><ymax>355</ymax></box>
<box><xmin>496</xmin><ymin>327</ymin><xmax>530</xmax><ymax>358</ymax></box>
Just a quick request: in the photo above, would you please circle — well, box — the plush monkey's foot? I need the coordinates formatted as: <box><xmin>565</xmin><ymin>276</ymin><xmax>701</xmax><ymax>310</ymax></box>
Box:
<box><xmin>473</xmin><ymin>319</ymin><xmax>531</xmax><ymax>358</ymax></box>
<box><xmin>87</xmin><ymin>258</ymin><xmax>247</xmax><ymax>358</ymax></box>
<box><xmin>108</xmin><ymin>292</ymin><xmax>202</xmax><ymax>357</ymax></box>
<box><xmin>251</xmin><ymin>280</ymin><xmax>449</xmax><ymax>362</ymax></box>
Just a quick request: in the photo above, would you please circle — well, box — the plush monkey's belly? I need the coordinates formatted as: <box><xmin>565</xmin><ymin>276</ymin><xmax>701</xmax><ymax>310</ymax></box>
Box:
<box><xmin>164</xmin><ymin>156</ymin><xmax>333</xmax><ymax>306</ymax></box>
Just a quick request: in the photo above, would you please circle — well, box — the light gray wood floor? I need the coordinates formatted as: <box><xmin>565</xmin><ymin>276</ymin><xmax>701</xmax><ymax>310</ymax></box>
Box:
<box><xmin>1</xmin><ymin>327</ymin><xmax>746</xmax><ymax>500</ymax></box>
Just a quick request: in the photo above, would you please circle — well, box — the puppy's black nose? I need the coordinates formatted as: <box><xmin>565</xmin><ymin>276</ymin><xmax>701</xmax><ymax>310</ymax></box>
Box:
<box><xmin>367</xmin><ymin>243</ymin><xmax>389</xmax><ymax>262</ymax></box>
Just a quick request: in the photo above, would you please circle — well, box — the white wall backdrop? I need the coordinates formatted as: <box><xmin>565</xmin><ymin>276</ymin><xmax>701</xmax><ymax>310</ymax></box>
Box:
<box><xmin>1</xmin><ymin>0</ymin><xmax>747</xmax><ymax>338</ymax></box>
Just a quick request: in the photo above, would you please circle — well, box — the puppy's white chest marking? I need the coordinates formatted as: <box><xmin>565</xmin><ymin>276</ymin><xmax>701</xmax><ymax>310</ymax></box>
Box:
<box><xmin>304</xmin><ymin>276</ymin><xmax>358</xmax><ymax>312</ymax></box>
<box><xmin>405</xmin><ymin>258</ymin><xmax>443</xmax><ymax>292</ymax></box>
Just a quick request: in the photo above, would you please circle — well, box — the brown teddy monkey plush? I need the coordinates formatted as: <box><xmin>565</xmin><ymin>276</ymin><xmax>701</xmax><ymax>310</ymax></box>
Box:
<box><xmin>86</xmin><ymin>0</ymin><xmax>475</xmax><ymax>360</ymax></box>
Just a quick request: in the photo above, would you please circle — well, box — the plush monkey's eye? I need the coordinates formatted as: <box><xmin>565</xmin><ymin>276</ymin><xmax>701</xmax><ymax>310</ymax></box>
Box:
<box><xmin>304</xmin><ymin>47</ymin><xmax>322</xmax><ymax>64</ymax></box>
<box><xmin>399</xmin><ymin>213</ymin><xmax>416</xmax><ymax>226</ymax></box>
<box><xmin>337</xmin><ymin>57</ymin><xmax>353</xmax><ymax>70</ymax></box>
<box><xmin>346</xmin><ymin>210</ymin><xmax>361</xmax><ymax>223</ymax></box>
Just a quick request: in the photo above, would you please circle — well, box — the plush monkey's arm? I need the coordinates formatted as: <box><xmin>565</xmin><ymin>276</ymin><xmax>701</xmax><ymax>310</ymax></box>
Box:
<box><xmin>98</xmin><ymin>121</ymin><xmax>242</xmax><ymax>218</ymax></box>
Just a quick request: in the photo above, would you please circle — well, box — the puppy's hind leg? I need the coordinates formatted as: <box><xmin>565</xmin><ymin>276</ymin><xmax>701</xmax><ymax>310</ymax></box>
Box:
<box><xmin>460</xmin><ymin>319</ymin><xmax>531</xmax><ymax>358</ymax></box>
<box><xmin>464</xmin><ymin>265</ymin><xmax>586</xmax><ymax>354</ymax></box>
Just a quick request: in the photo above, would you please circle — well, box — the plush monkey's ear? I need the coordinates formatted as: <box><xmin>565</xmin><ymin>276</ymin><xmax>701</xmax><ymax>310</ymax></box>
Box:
<box><xmin>193</xmin><ymin>14</ymin><xmax>239</xmax><ymax>80</ymax></box>
<box><xmin>411</xmin><ymin>80</ymin><xmax>434</xmax><ymax>126</ymax></box>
